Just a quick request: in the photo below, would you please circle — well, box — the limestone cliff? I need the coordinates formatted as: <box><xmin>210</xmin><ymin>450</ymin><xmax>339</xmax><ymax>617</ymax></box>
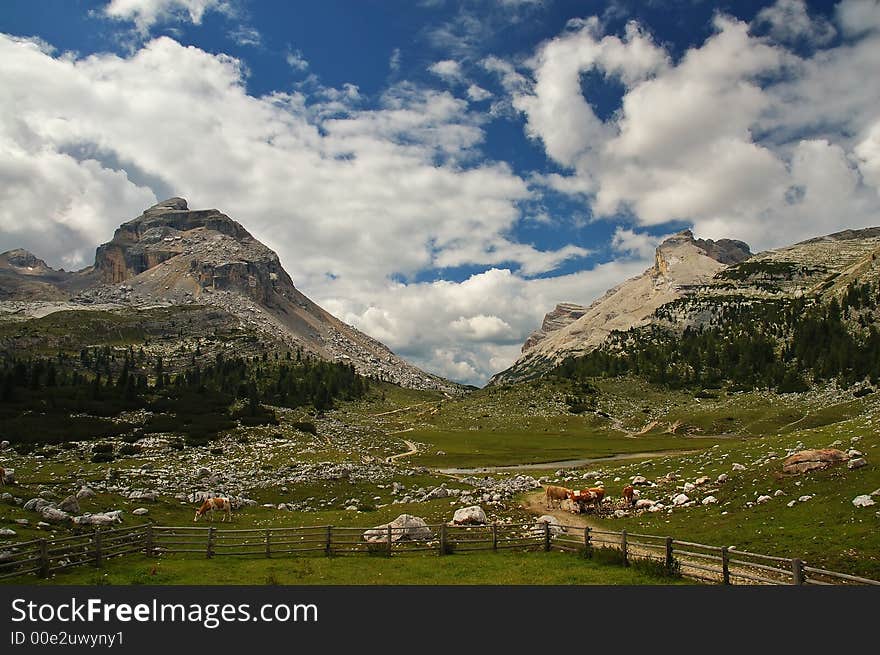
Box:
<box><xmin>491</xmin><ymin>230</ymin><xmax>751</xmax><ymax>384</ymax></box>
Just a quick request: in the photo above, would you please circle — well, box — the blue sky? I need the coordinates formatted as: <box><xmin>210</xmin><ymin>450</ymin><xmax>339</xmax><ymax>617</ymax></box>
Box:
<box><xmin>1</xmin><ymin>1</ymin><xmax>879</xmax><ymax>384</ymax></box>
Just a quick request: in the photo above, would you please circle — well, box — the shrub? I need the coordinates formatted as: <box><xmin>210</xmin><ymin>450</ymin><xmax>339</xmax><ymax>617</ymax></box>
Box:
<box><xmin>91</xmin><ymin>452</ymin><xmax>115</xmax><ymax>463</ymax></box>
<box><xmin>118</xmin><ymin>443</ymin><xmax>141</xmax><ymax>457</ymax></box>
<box><xmin>292</xmin><ymin>421</ymin><xmax>317</xmax><ymax>435</ymax></box>
<box><xmin>92</xmin><ymin>443</ymin><xmax>114</xmax><ymax>454</ymax></box>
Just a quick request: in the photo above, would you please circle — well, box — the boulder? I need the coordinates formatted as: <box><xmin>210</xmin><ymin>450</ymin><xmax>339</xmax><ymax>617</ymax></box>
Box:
<box><xmin>631</xmin><ymin>476</ymin><xmax>648</xmax><ymax>485</ymax></box>
<box><xmin>852</xmin><ymin>495</ymin><xmax>875</xmax><ymax>508</ymax></box>
<box><xmin>59</xmin><ymin>495</ymin><xmax>81</xmax><ymax>514</ymax></box>
<box><xmin>132</xmin><ymin>508</ymin><xmax>150</xmax><ymax>516</ymax></box>
<box><xmin>40</xmin><ymin>507</ymin><xmax>70</xmax><ymax>523</ymax></box>
<box><xmin>72</xmin><ymin>511</ymin><xmax>122</xmax><ymax>526</ymax></box>
<box><xmin>683</xmin><ymin>482</ymin><xmax>696</xmax><ymax>492</ymax></box>
<box><xmin>634</xmin><ymin>499</ymin><xmax>655</xmax><ymax>509</ymax></box>
<box><xmin>0</xmin><ymin>528</ymin><xmax>16</xmax><ymax>537</ymax></box>
<box><xmin>756</xmin><ymin>495</ymin><xmax>771</xmax><ymax>504</ymax></box>
<box><xmin>702</xmin><ymin>496</ymin><xmax>718</xmax><ymax>505</ymax></box>
<box><xmin>452</xmin><ymin>505</ymin><xmax>487</xmax><ymax>525</ymax></box>
<box><xmin>672</xmin><ymin>494</ymin><xmax>689</xmax><ymax>506</ymax></box>
<box><xmin>363</xmin><ymin>514</ymin><xmax>433</xmax><ymax>543</ymax></box>
<box><xmin>128</xmin><ymin>490</ymin><xmax>158</xmax><ymax>502</ymax></box>
<box><xmin>732</xmin><ymin>463</ymin><xmax>746</xmax><ymax>471</ymax></box>
<box><xmin>23</xmin><ymin>498</ymin><xmax>52</xmax><ymax>513</ymax></box>
<box><xmin>76</xmin><ymin>486</ymin><xmax>96</xmax><ymax>500</ymax></box>
<box><xmin>0</xmin><ymin>440</ymin><xmax>9</xmax><ymax>450</ymax></box>
<box><xmin>848</xmin><ymin>458</ymin><xmax>867</xmax><ymax>470</ymax></box>
<box><xmin>1</xmin><ymin>468</ymin><xmax>13</xmax><ymax>484</ymax></box>
<box><xmin>560</xmin><ymin>498</ymin><xmax>581</xmax><ymax>514</ymax></box>
<box><xmin>717</xmin><ymin>474</ymin><xmax>729</xmax><ymax>483</ymax></box>
<box><xmin>695</xmin><ymin>476</ymin><xmax>710</xmax><ymax>486</ymax></box>
<box><xmin>534</xmin><ymin>515</ymin><xmax>565</xmax><ymax>535</ymax></box>
<box><xmin>798</xmin><ymin>495</ymin><xmax>813</xmax><ymax>502</ymax></box>
<box><xmin>782</xmin><ymin>449</ymin><xmax>849</xmax><ymax>474</ymax></box>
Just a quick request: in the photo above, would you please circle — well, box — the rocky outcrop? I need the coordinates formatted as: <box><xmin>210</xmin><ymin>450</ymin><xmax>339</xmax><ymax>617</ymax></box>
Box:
<box><xmin>522</xmin><ymin>302</ymin><xmax>589</xmax><ymax>352</ymax></box>
<box><xmin>782</xmin><ymin>449</ymin><xmax>850</xmax><ymax>474</ymax></box>
<box><xmin>492</xmin><ymin>230</ymin><xmax>752</xmax><ymax>384</ymax></box>
<box><xmin>1</xmin><ymin>198</ymin><xmax>457</xmax><ymax>393</ymax></box>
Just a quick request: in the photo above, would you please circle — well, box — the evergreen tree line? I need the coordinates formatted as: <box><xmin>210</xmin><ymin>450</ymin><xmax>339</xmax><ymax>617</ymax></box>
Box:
<box><xmin>554</xmin><ymin>278</ymin><xmax>880</xmax><ymax>392</ymax></box>
<box><xmin>1</xmin><ymin>348</ymin><xmax>370</xmax><ymax>447</ymax></box>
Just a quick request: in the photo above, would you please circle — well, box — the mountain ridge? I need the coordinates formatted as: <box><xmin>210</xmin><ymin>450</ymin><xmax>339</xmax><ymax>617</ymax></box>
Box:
<box><xmin>0</xmin><ymin>198</ymin><xmax>458</xmax><ymax>393</ymax></box>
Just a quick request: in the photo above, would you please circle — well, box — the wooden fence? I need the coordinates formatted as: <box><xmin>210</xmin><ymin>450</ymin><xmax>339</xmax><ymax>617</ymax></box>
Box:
<box><xmin>2</xmin><ymin>521</ymin><xmax>878</xmax><ymax>586</ymax></box>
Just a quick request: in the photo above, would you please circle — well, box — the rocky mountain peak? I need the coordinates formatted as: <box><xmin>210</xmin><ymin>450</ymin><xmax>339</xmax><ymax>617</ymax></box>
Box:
<box><xmin>0</xmin><ymin>248</ymin><xmax>54</xmax><ymax>272</ymax></box>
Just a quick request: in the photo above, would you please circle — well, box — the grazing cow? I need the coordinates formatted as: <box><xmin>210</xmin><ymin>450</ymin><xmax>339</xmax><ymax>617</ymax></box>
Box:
<box><xmin>544</xmin><ymin>485</ymin><xmax>570</xmax><ymax>508</ymax></box>
<box><xmin>622</xmin><ymin>484</ymin><xmax>635</xmax><ymax>506</ymax></box>
<box><xmin>568</xmin><ymin>487</ymin><xmax>605</xmax><ymax>512</ymax></box>
<box><xmin>0</xmin><ymin>466</ymin><xmax>4</xmax><ymax>486</ymax></box>
<box><xmin>194</xmin><ymin>497</ymin><xmax>232</xmax><ymax>522</ymax></box>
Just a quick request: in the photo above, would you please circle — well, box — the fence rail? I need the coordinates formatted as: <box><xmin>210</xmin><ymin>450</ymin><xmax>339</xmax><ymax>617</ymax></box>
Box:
<box><xmin>1</xmin><ymin>520</ymin><xmax>878</xmax><ymax>586</ymax></box>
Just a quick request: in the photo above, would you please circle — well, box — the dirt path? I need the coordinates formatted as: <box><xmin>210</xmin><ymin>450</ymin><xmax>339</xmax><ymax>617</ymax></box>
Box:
<box><xmin>385</xmin><ymin>439</ymin><xmax>419</xmax><ymax>464</ymax></box>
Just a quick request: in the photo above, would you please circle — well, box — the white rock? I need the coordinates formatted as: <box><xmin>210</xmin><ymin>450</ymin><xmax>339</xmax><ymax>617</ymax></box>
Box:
<box><xmin>852</xmin><ymin>495</ymin><xmax>876</xmax><ymax>508</ymax></box>
<box><xmin>798</xmin><ymin>495</ymin><xmax>813</xmax><ymax>502</ymax></box>
<box><xmin>732</xmin><ymin>463</ymin><xmax>746</xmax><ymax>471</ymax></box>
<box><xmin>634</xmin><ymin>499</ymin><xmax>654</xmax><ymax>509</ymax></box>
<box><xmin>76</xmin><ymin>486</ymin><xmax>96</xmax><ymax>500</ymax></box>
<box><xmin>695</xmin><ymin>476</ymin><xmax>710</xmax><ymax>486</ymax></box>
<box><xmin>0</xmin><ymin>528</ymin><xmax>16</xmax><ymax>537</ymax></box>
<box><xmin>846</xmin><ymin>449</ymin><xmax>863</xmax><ymax>458</ymax></box>
<box><xmin>848</xmin><ymin>458</ymin><xmax>867</xmax><ymax>470</ymax></box>
<box><xmin>774</xmin><ymin>490</ymin><xmax>785</xmax><ymax>497</ymax></box>
<box><xmin>672</xmin><ymin>493</ymin><xmax>689</xmax><ymax>506</ymax></box>
<box><xmin>757</xmin><ymin>495</ymin><xmax>772</xmax><ymax>504</ymax></box>
<box><xmin>534</xmin><ymin>515</ymin><xmax>565</xmax><ymax>535</ymax></box>
<box><xmin>452</xmin><ymin>505</ymin><xmax>487</xmax><ymax>525</ymax></box>
<box><xmin>613</xmin><ymin>509</ymin><xmax>628</xmax><ymax>518</ymax></box>
<box><xmin>363</xmin><ymin>514</ymin><xmax>434</xmax><ymax>543</ymax></box>
<box><xmin>787</xmin><ymin>500</ymin><xmax>797</xmax><ymax>507</ymax></box>
<box><xmin>631</xmin><ymin>476</ymin><xmax>648</xmax><ymax>485</ymax></box>
<box><xmin>702</xmin><ymin>496</ymin><xmax>718</xmax><ymax>505</ymax></box>
<box><xmin>132</xmin><ymin>508</ymin><xmax>149</xmax><ymax>516</ymax></box>
<box><xmin>683</xmin><ymin>482</ymin><xmax>696</xmax><ymax>493</ymax></box>
<box><xmin>716</xmin><ymin>474</ymin><xmax>729</xmax><ymax>483</ymax></box>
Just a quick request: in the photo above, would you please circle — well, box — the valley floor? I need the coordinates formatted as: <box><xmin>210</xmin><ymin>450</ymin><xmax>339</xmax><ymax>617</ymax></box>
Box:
<box><xmin>2</xmin><ymin>378</ymin><xmax>878</xmax><ymax>583</ymax></box>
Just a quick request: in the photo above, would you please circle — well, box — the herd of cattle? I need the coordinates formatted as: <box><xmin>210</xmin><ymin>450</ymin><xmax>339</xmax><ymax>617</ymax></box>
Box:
<box><xmin>545</xmin><ymin>484</ymin><xmax>635</xmax><ymax>514</ymax></box>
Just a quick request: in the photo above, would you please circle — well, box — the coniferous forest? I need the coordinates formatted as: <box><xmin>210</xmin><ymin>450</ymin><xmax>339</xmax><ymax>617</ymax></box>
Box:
<box><xmin>555</xmin><ymin>279</ymin><xmax>880</xmax><ymax>393</ymax></box>
<box><xmin>0</xmin><ymin>348</ymin><xmax>369</xmax><ymax>451</ymax></box>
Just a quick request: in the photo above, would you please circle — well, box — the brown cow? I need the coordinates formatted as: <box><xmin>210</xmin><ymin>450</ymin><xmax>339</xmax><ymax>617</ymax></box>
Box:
<box><xmin>567</xmin><ymin>488</ymin><xmax>604</xmax><ymax>512</ymax></box>
<box><xmin>622</xmin><ymin>484</ymin><xmax>635</xmax><ymax>506</ymax></box>
<box><xmin>544</xmin><ymin>485</ymin><xmax>570</xmax><ymax>508</ymax></box>
<box><xmin>0</xmin><ymin>466</ymin><xmax>5</xmax><ymax>486</ymax></box>
<box><xmin>194</xmin><ymin>497</ymin><xmax>232</xmax><ymax>522</ymax></box>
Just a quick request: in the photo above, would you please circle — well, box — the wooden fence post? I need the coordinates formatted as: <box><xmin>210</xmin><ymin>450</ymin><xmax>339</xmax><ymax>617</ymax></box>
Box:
<box><xmin>543</xmin><ymin>521</ymin><xmax>551</xmax><ymax>552</ymax></box>
<box><xmin>721</xmin><ymin>546</ymin><xmax>730</xmax><ymax>585</ymax></box>
<box><xmin>665</xmin><ymin>537</ymin><xmax>674</xmax><ymax>573</ymax></box>
<box><xmin>145</xmin><ymin>524</ymin><xmax>154</xmax><ymax>558</ymax></box>
<box><xmin>325</xmin><ymin>526</ymin><xmax>332</xmax><ymax>557</ymax></box>
<box><xmin>386</xmin><ymin>524</ymin><xmax>393</xmax><ymax>557</ymax></box>
<box><xmin>439</xmin><ymin>524</ymin><xmax>447</xmax><ymax>555</ymax></box>
<box><xmin>94</xmin><ymin>529</ymin><xmax>102</xmax><ymax>568</ymax></box>
<box><xmin>792</xmin><ymin>558</ymin><xmax>805</xmax><ymax>585</ymax></box>
<box><xmin>584</xmin><ymin>527</ymin><xmax>592</xmax><ymax>558</ymax></box>
<box><xmin>206</xmin><ymin>526</ymin><xmax>215</xmax><ymax>559</ymax></box>
<box><xmin>621</xmin><ymin>530</ymin><xmax>628</xmax><ymax>566</ymax></box>
<box><xmin>492</xmin><ymin>523</ymin><xmax>498</xmax><ymax>552</ymax></box>
<box><xmin>38</xmin><ymin>539</ymin><xmax>49</xmax><ymax>578</ymax></box>
<box><xmin>265</xmin><ymin>529</ymin><xmax>271</xmax><ymax>558</ymax></box>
